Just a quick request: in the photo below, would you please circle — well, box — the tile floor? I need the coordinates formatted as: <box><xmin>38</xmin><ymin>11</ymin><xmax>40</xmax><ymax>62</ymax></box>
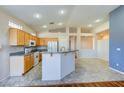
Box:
<box><xmin>0</xmin><ymin>58</ymin><xmax>124</xmax><ymax>87</ymax></box>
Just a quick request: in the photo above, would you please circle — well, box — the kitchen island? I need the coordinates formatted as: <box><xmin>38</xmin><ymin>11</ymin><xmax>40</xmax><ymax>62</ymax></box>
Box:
<box><xmin>42</xmin><ymin>50</ymin><xmax>78</xmax><ymax>81</ymax></box>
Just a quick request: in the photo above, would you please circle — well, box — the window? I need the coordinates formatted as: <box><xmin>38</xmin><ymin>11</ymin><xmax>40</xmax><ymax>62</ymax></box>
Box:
<box><xmin>69</xmin><ymin>27</ymin><xmax>77</xmax><ymax>33</ymax></box>
<box><xmin>80</xmin><ymin>36</ymin><xmax>93</xmax><ymax>49</ymax></box>
<box><xmin>8</xmin><ymin>20</ymin><xmax>23</xmax><ymax>30</ymax></box>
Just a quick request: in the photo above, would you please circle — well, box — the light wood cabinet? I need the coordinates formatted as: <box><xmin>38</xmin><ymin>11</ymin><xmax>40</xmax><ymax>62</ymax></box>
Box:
<box><xmin>9</xmin><ymin>28</ymin><xmax>25</xmax><ymax>46</ymax></box>
<box><xmin>39</xmin><ymin>53</ymin><xmax>42</xmax><ymax>62</ymax></box>
<box><xmin>17</xmin><ymin>30</ymin><xmax>25</xmax><ymax>45</ymax></box>
<box><xmin>24</xmin><ymin>32</ymin><xmax>30</xmax><ymax>46</ymax></box>
<box><xmin>24</xmin><ymin>54</ymin><xmax>34</xmax><ymax>73</ymax></box>
<box><xmin>9</xmin><ymin>28</ymin><xmax>58</xmax><ymax>46</ymax></box>
<box><xmin>31</xmin><ymin>54</ymin><xmax>34</xmax><ymax>66</ymax></box>
<box><xmin>37</xmin><ymin>38</ymin><xmax>45</xmax><ymax>46</ymax></box>
<box><xmin>9</xmin><ymin>28</ymin><xmax>37</xmax><ymax>46</ymax></box>
<box><xmin>24</xmin><ymin>55</ymin><xmax>31</xmax><ymax>73</ymax></box>
<box><xmin>37</xmin><ymin>38</ymin><xmax>58</xmax><ymax>46</ymax></box>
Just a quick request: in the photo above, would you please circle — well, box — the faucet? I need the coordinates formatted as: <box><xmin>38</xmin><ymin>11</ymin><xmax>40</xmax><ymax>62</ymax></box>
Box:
<box><xmin>60</xmin><ymin>46</ymin><xmax>65</xmax><ymax>51</ymax></box>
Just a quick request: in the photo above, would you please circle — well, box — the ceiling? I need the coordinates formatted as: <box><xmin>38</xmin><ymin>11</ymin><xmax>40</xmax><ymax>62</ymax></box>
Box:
<box><xmin>0</xmin><ymin>5</ymin><xmax>119</xmax><ymax>32</ymax></box>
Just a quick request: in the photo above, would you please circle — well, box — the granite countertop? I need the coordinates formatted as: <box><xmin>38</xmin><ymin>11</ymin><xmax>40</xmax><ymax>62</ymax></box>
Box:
<box><xmin>10</xmin><ymin>50</ymin><xmax>45</xmax><ymax>56</ymax></box>
<box><xmin>10</xmin><ymin>50</ymin><xmax>78</xmax><ymax>56</ymax></box>
<box><xmin>10</xmin><ymin>51</ymin><xmax>33</xmax><ymax>56</ymax></box>
<box><xmin>42</xmin><ymin>50</ymin><xmax>79</xmax><ymax>54</ymax></box>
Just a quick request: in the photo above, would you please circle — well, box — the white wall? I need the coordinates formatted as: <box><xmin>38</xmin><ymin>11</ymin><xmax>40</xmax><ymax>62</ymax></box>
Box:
<box><xmin>0</xmin><ymin>10</ymin><xmax>36</xmax><ymax>81</ymax></box>
<box><xmin>92</xmin><ymin>21</ymin><xmax>109</xmax><ymax>33</ymax></box>
<box><xmin>97</xmin><ymin>39</ymin><xmax>109</xmax><ymax>61</ymax></box>
<box><xmin>77</xmin><ymin>28</ymin><xmax>97</xmax><ymax>58</ymax></box>
<box><xmin>92</xmin><ymin>21</ymin><xmax>109</xmax><ymax>61</ymax></box>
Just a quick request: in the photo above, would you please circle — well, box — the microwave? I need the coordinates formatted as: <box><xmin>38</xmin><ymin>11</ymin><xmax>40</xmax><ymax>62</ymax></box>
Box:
<box><xmin>29</xmin><ymin>40</ymin><xmax>36</xmax><ymax>46</ymax></box>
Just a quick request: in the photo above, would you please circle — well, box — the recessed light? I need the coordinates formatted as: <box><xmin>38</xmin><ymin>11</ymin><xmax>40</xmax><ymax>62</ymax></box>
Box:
<box><xmin>87</xmin><ymin>24</ymin><xmax>93</xmax><ymax>27</ymax></box>
<box><xmin>94</xmin><ymin>19</ymin><xmax>101</xmax><ymax>23</ymax></box>
<box><xmin>42</xmin><ymin>25</ymin><xmax>47</xmax><ymax>28</ymax></box>
<box><xmin>58</xmin><ymin>22</ymin><xmax>63</xmax><ymax>26</ymax></box>
<box><xmin>33</xmin><ymin>13</ymin><xmax>42</xmax><ymax>19</ymax></box>
<box><xmin>59</xmin><ymin>10</ymin><xmax>65</xmax><ymax>15</ymax></box>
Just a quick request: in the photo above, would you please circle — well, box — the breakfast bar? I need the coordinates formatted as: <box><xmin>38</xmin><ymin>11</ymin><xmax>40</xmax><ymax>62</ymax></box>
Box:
<box><xmin>42</xmin><ymin>50</ymin><xmax>77</xmax><ymax>81</ymax></box>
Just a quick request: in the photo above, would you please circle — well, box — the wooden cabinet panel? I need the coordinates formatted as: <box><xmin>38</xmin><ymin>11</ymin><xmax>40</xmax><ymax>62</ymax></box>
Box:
<box><xmin>24</xmin><ymin>54</ymin><xmax>34</xmax><ymax>73</ymax></box>
<box><xmin>24</xmin><ymin>33</ymin><xmax>30</xmax><ymax>46</ymax></box>
<box><xmin>39</xmin><ymin>53</ymin><xmax>42</xmax><ymax>62</ymax></box>
<box><xmin>34</xmin><ymin>36</ymin><xmax>37</xmax><ymax>42</ymax></box>
<box><xmin>9</xmin><ymin>28</ymin><xmax>25</xmax><ymax>46</ymax></box>
<box><xmin>36</xmin><ymin>37</ymin><xmax>39</xmax><ymax>46</ymax></box>
<box><xmin>44</xmin><ymin>38</ymin><xmax>58</xmax><ymax>45</ymax></box>
<box><xmin>9</xmin><ymin>28</ymin><xmax>18</xmax><ymax>45</ymax></box>
<box><xmin>24</xmin><ymin>55</ymin><xmax>29</xmax><ymax>73</ymax></box>
<box><xmin>24</xmin><ymin>55</ymin><xmax>31</xmax><ymax>73</ymax></box>
<box><xmin>37</xmin><ymin>38</ymin><xmax>44</xmax><ymax>46</ymax></box>
<box><xmin>37</xmin><ymin>38</ymin><xmax>58</xmax><ymax>46</ymax></box>
<box><xmin>31</xmin><ymin>54</ymin><xmax>34</xmax><ymax>66</ymax></box>
<box><xmin>9</xmin><ymin>28</ymin><xmax>58</xmax><ymax>46</ymax></box>
<box><xmin>17</xmin><ymin>30</ymin><xmax>25</xmax><ymax>45</ymax></box>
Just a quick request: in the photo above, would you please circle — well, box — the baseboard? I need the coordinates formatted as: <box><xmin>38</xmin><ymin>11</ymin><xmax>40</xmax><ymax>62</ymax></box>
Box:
<box><xmin>109</xmin><ymin>67</ymin><xmax>124</xmax><ymax>75</ymax></box>
<box><xmin>78</xmin><ymin>57</ymin><xmax>109</xmax><ymax>61</ymax></box>
<box><xmin>0</xmin><ymin>75</ymin><xmax>9</xmax><ymax>82</ymax></box>
<box><xmin>78</xmin><ymin>57</ymin><xmax>98</xmax><ymax>59</ymax></box>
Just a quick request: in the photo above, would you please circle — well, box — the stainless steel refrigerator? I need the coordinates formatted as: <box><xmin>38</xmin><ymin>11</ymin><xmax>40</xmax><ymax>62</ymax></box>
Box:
<box><xmin>47</xmin><ymin>41</ymin><xmax>58</xmax><ymax>52</ymax></box>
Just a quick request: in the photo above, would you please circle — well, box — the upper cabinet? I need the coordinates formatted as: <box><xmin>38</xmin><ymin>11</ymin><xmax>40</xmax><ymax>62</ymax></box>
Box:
<box><xmin>9</xmin><ymin>28</ymin><xmax>58</xmax><ymax>46</ymax></box>
<box><xmin>24</xmin><ymin>32</ymin><xmax>30</xmax><ymax>46</ymax></box>
<box><xmin>37</xmin><ymin>38</ymin><xmax>58</xmax><ymax>46</ymax></box>
<box><xmin>37</xmin><ymin>38</ymin><xmax>46</xmax><ymax>46</ymax></box>
<box><xmin>9</xmin><ymin>28</ymin><xmax>35</xmax><ymax>46</ymax></box>
<box><xmin>9</xmin><ymin>28</ymin><xmax>25</xmax><ymax>46</ymax></box>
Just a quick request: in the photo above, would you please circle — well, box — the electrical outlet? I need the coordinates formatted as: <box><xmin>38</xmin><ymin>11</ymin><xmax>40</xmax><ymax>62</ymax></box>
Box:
<box><xmin>116</xmin><ymin>48</ymin><xmax>121</xmax><ymax>51</ymax></box>
<box><xmin>116</xmin><ymin>63</ymin><xmax>119</xmax><ymax>67</ymax></box>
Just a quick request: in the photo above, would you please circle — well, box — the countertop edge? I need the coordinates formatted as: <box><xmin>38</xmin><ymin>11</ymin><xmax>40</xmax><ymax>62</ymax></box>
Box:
<box><xmin>42</xmin><ymin>50</ymin><xmax>79</xmax><ymax>54</ymax></box>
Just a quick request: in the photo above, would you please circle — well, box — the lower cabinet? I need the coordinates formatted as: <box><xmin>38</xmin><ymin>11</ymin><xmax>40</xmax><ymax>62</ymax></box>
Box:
<box><xmin>39</xmin><ymin>53</ymin><xmax>42</xmax><ymax>62</ymax></box>
<box><xmin>10</xmin><ymin>54</ymin><xmax>34</xmax><ymax>76</ymax></box>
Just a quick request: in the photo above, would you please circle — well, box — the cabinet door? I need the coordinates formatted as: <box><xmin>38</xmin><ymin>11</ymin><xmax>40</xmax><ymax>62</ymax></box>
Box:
<box><xmin>24</xmin><ymin>55</ymin><xmax>31</xmax><ymax>73</ymax></box>
<box><xmin>9</xmin><ymin>28</ymin><xmax>18</xmax><ymax>45</ymax></box>
<box><xmin>39</xmin><ymin>38</ymin><xmax>44</xmax><ymax>46</ymax></box>
<box><xmin>30</xmin><ymin>35</ymin><xmax>33</xmax><ymax>41</ymax></box>
<box><xmin>17</xmin><ymin>30</ymin><xmax>25</xmax><ymax>45</ymax></box>
<box><xmin>34</xmin><ymin>36</ymin><xmax>37</xmax><ymax>42</ymax></box>
<box><xmin>39</xmin><ymin>53</ymin><xmax>42</xmax><ymax>62</ymax></box>
<box><xmin>40</xmin><ymin>38</ymin><xmax>44</xmax><ymax>45</ymax></box>
<box><xmin>31</xmin><ymin>54</ymin><xmax>34</xmax><ymax>66</ymax></box>
<box><xmin>43</xmin><ymin>38</ymin><xmax>48</xmax><ymax>46</ymax></box>
<box><xmin>24</xmin><ymin>33</ymin><xmax>30</xmax><ymax>46</ymax></box>
<box><xmin>36</xmin><ymin>38</ymin><xmax>40</xmax><ymax>46</ymax></box>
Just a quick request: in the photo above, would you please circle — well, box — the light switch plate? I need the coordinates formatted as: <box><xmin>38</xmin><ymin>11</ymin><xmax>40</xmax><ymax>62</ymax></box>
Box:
<box><xmin>116</xmin><ymin>48</ymin><xmax>121</xmax><ymax>51</ymax></box>
<box><xmin>116</xmin><ymin>63</ymin><xmax>119</xmax><ymax>66</ymax></box>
